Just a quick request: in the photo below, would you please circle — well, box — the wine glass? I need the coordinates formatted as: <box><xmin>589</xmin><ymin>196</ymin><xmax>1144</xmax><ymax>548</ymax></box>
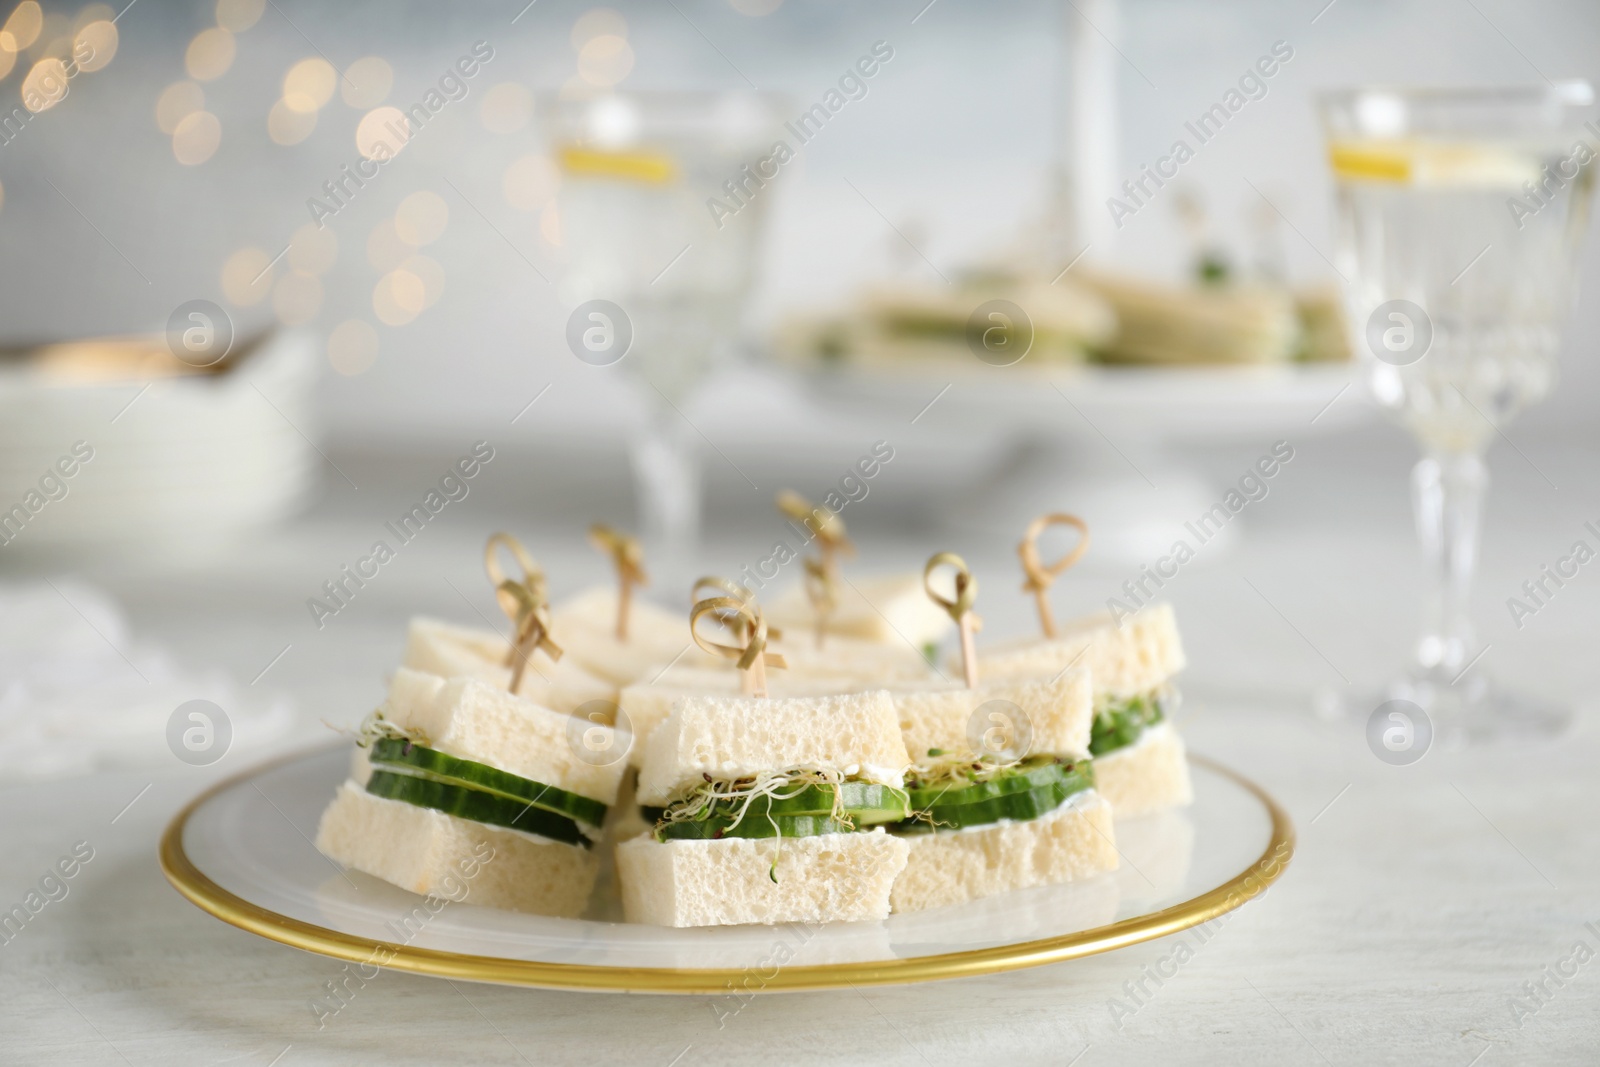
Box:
<box><xmin>1318</xmin><ymin>83</ymin><xmax>1597</xmax><ymax>742</ymax></box>
<box><xmin>543</xmin><ymin>93</ymin><xmax>784</xmax><ymax>577</ymax></box>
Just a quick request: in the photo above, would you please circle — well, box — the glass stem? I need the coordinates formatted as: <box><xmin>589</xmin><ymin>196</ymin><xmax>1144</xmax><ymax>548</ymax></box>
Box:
<box><xmin>1410</xmin><ymin>451</ymin><xmax>1486</xmax><ymax>680</ymax></box>
<box><xmin>628</xmin><ymin>401</ymin><xmax>701</xmax><ymax>584</ymax></box>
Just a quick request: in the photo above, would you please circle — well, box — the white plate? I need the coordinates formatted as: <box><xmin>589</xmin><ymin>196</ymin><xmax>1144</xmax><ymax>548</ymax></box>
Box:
<box><xmin>161</xmin><ymin>745</ymin><xmax>1293</xmax><ymax>993</ymax></box>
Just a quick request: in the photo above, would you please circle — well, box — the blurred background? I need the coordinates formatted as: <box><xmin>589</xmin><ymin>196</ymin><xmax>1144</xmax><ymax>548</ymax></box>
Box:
<box><xmin>2</xmin><ymin>0</ymin><xmax>1599</xmax><ymax>776</ymax></box>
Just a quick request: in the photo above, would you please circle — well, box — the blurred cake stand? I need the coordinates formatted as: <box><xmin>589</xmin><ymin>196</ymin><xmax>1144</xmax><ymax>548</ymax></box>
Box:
<box><xmin>800</xmin><ymin>360</ymin><xmax>1369</xmax><ymax>566</ymax></box>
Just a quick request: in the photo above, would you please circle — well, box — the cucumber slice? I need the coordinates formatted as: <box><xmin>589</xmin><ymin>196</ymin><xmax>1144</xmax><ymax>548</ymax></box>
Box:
<box><xmin>368</xmin><ymin>738</ymin><xmax>606</xmax><ymax>828</ymax></box>
<box><xmin>654</xmin><ymin>812</ymin><xmax>856</xmax><ymax>841</ymax></box>
<box><xmin>642</xmin><ymin>782</ymin><xmax>911</xmax><ymax>828</ymax></box>
<box><xmin>756</xmin><ymin>781</ymin><xmax>909</xmax><ymax>822</ymax></box>
<box><xmin>1089</xmin><ymin>693</ymin><xmax>1166</xmax><ymax>756</ymax></box>
<box><xmin>905</xmin><ymin>760</ymin><xmax>1079</xmax><ymax>810</ymax></box>
<box><xmin>365</xmin><ymin>770</ymin><xmax>591</xmax><ymax>848</ymax></box>
<box><xmin>894</xmin><ymin>767</ymin><xmax>1096</xmax><ymax>834</ymax></box>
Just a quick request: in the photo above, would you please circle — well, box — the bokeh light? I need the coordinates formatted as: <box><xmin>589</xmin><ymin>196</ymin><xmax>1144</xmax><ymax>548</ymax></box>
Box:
<box><xmin>72</xmin><ymin>4</ymin><xmax>115</xmax><ymax>30</ymax></box>
<box><xmin>283</xmin><ymin>57</ymin><xmax>335</xmax><ymax>113</ymax></box>
<box><xmin>185</xmin><ymin>27</ymin><xmax>235</xmax><ymax>82</ymax></box>
<box><xmin>372</xmin><ymin>269</ymin><xmax>425</xmax><ymax>326</ymax></box>
<box><xmin>172</xmin><ymin>110</ymin><xmax>222</xmax><ymax>165</ymax></box>
<box><xmin>73</xmin><ymin>20</ymin><xmax>116</xmax><ymax>72</ymax></box>
<box><xmin>267</xmin><ymin>97</ymin><xmax>316</xmax><ymax>144</ymax></box>
<box><xmin>570</xmin><ymin>8</ymin><xmax>626</xmax><ymax>49</ymax></box>
<box><xmin>355</xmin><ymin>106</ymin><xmax>408</xmax><ymax>161</ymax></box>
<box><xmin>577</xmin><ymin>35</ymin><xmax>634</xmax><ymax>87</ymax></box>
<box><xmin>0</xmin><ymin>2</ymin><xmax>42</xmax><ymax>52</ymax></box>
<box><xmin>479</xmin><ymin>82</ymin><xmax>533</xmax><ymax>134</ymax></box>
<box><xmin>156</xmin><ymin>81</ymin><xmax>205</xmax><ymax>134</ymax></box>
<box><xmin>400</xmin><ymin>254</ymin><xmax>445</xmax><ymax>309</ymax></box>
<box><xmin>21</xmin><ymin>56</ymin><xmax>68</xmax><ymax>113</ymax></box>
<box><xmin>327</xmin><ymin>320</ymin><xmax>378</xmax><ymax>376</ymax></box>
<box><xmin>340</xmin><ymin>56</ymin><xmax>392</xmax><ymax>109</ymax></box>
<box><xmin>215</xmin><ymin>0</ymin><xmax>265</xmax><ymax>33</ymax></box>
<box><xmin>394</xmin><ymin>191</ymin><xmax>448</xmax><ymax>246</ymax></box>
<box><xmin>221</xmin><ymin>246</ymin><xmax>276</xmax><ymax>306</ymax></box>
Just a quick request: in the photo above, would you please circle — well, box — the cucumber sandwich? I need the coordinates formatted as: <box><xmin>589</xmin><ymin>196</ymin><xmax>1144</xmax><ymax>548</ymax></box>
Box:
<box><xmin>974</xmin><ymin>602</ymin><xmax>1193</xmax><ymax>819</ymax></box>
<box><xmin>400</xmin><ymin>616</ymin><xmax>615</xmax><ymax>716</ymax></box>
<box><xmin>885</xmin><ymin>670</ymin><xmax>1118</xmax><ymax>913</ymax></box>
<box><xmin>766</xmin><ymin>573</ymin><xmax>952</xmax><ymax>650</ymax></box>
<box><xmin>548</xmin><ymin>585</ymin><xmax>722</xmax><ymax>688</ymax></box>
<box><xmin>614</xmin><ymin>633</ymin><xmax>935</xmax><ymax>770</ymax></box>
<box><xmin>616</xmin><ymin>666</ymin><xmax>866</xmax><ymax>770</ymax></box>
<box><xmin>616</xmin><ymin>690</ymin><xmax>913</xmax><ymax>927</ymax></box>
<box><xmin>315</xmin><ymin>667</ymin><xmax>628</xmax><ymax>917</ymax></box>
<box><xmin>768</xmin><ymin>630</ymin><xmax>939</xmax><ymax>685</ymax></box>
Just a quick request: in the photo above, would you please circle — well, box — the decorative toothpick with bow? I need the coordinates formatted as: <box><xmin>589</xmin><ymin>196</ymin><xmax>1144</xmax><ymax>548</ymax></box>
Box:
<box><xmin>689</xmin><ymin>576</ymin><xmax>768</xmax><ymax>646</ymax></box>
<box><xmin>589</xmin><ymin>523</ymin><xmax>647</xmax><ymax>642</ymax></box>
<box><xmin>484</xmin><ymin>532</ymin><xmax>563</xmax><ymax>693</ymax></box>
<box><xmin>690</xmin><ymin>582</ymin><xmax>786</xmax><ymax>697</ymax></box>
<box><xmin>924</xmin><ymin>552</ymin><xmax>983</xmax><ymax>689</ymax></box>
<box><xmin>776</xmin><ymin>490</ymin><xmax>854</xmax><ymax>648</ymax></box>
<box><xmin>1018</xmin><ymin>512</ymin><xmax>1090</xmax><ymax>639</ymax></box>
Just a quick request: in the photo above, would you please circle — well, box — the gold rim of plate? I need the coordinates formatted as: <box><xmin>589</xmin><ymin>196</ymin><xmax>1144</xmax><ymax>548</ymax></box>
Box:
<box><xmin>159</xmin><ymin>746</ymin><xmax>1295</xmax><ymax>994</ymax></box>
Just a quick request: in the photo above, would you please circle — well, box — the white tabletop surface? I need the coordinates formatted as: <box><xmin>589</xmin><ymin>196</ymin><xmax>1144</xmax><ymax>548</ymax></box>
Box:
<box><xmin>2</xmin><ymin>427</ymin><xmax>1598</xmax><ymax>1066</ymax></box>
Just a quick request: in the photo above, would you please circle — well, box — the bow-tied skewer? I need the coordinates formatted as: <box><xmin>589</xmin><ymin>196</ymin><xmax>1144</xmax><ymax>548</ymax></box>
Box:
<box><xmin>924</xmin><ymin>552</ymin><xmax>983</xmax><ymax>689</ymax></box>
<box><xmin>484</xmin><ymin>532</ymin><xmax>563</xmax><ymax>692</ymax></box>
<box><xmin>589</xmin><ymin>523</ymin><xmax>647</xmax><ymax>642</ymax></box>
<box><xmin>1018</xmin><ymin>512</ymin><xmax>1090</xmax><ymax>639</ymax></box>
<box><xmin>690</xmin><ymin>590</ymin><xmax>787</xmax><ymax>697</ymax></box>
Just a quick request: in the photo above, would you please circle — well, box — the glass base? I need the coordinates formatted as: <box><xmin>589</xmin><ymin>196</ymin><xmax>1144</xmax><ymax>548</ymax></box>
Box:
<box><xmin>1316</xmin><ymin>671</ymin><xmax>1571</xmax><ymax>752</ymax></box>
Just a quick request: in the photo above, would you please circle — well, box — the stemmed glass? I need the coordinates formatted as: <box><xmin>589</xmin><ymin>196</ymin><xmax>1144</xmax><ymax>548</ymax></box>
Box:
<box><xmin>1319</xmin><ymin>84</ymin><xmax>1597</xmax><ymax>741</ymax></box>
<box><xmin>544</xmin><ymin>93</ymin><xmax>783</xmax><ymax>578</ymax></box>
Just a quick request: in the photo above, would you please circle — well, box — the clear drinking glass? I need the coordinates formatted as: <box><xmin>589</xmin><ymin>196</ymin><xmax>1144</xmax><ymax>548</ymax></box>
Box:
<box><xmin>543</xmin><ymin>93</ymin><xmax>784</xmax><ymax>575</ymax></box>
<box><xmin>1319</xmin><ymin>84</ymin><xmax>1597</xmax><ymax>741</ymax></box>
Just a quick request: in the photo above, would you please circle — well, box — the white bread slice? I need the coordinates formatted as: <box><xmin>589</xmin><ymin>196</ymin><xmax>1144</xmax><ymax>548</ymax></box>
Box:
<box><xmin>974</xmin><ymin>602</ymin><xmax>1185</xmax><ymax>697</ymax></box>
<box><xmin>889</xmin><ymin>670</ymin><xmax>1094</xmax><ymax>764</ymax></box>
<box><xmin>771</xmin><ymin>630</ymin><xmax>938</xmax><ymax>684</ymax></box>
<box><xmin>766</xmin><ymin>573</ymin><xmax>952</xmax><ymax>648</ymax></box>
<box><xmin>384</xmin><ymin>667</ymin><xmax>628</xmax><ymax>805</ymax></box>
<box><xmin>1093</xmin><ymin>722</ymin><xmax>1193</xmax><ymax>818</ymax></box>
<box><xmin>889</xmin><ymin>791</ymin><xmax>1118</xmax><ymax>913</ymax></box>
<box><xmin>315</xmin><ymin>781</ymin><xmax>598</xmax><ymax>917</ymax></box>
<box><xmin>617</xmin><ymin>667</ymin><xmax>872</xmax><ymax>768</ymax></box>
<box><xmin>549</xmin><ymin>585</ymin><xmax>720</xmax><ymax>686</ymax></box>
<box><xmin>616</xmin><ymin>828</ymin><xmax>908</xmax><ymax>926</ymax></box>
<box><xmin>400</xmin><ymin>616</ymin><xmax>616</xmax><ymax>715</ymax></box>
<box><xmin>636</xmin><ymin>691</ymin><xmax>911</xmax><ymax>805</ymax></box>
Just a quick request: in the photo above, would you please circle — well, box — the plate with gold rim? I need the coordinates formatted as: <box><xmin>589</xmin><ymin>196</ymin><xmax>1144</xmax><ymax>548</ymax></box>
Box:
<box><xmin>159</xmin><ymin>744</ymin><xmax>1293</xmax><ymax>994</ymax></box>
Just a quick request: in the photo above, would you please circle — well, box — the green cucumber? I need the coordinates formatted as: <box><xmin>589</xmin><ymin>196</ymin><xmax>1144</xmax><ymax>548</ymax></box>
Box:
<box><xmin>368</xmin><ymin>738</ymin><xmax>606</xmax><ymax>828</ymax></box>
<box><xmin>729</xmin><ymin>781</ymin><xmax>908</xmax><ymax>821</ymax></box>
<box><xmin>1089</xmin><ymin>693</ymin><xmax>1166</xmax><ymax>757</ymax></box>
<box><xmin>895</xmin><ymin>781</ymin><xmax>1089</xmax><ymax>833</ymax></box>
<box><xmin>893</xmin><ymin>762</ymin><xmax>1096</xmax><ymax>834</ymax></box>
<box><xmin>365</xmin><ymin>770</ymin><xmax>591</xmax><ymax>848</ymax></box>
<box><xmin>654</xmin><ymin>812</ymin><xmax>856</xmax><ymax>842</ymax></box>
<box><xmin>642</xmin><ymin>781</ymin><xmax>911</xmax><ymax>829</ymax></box>
<box><xmin>905</xmin><ymin>760</ymin><xmax>1080</xmax><ymax>810</ymax></box>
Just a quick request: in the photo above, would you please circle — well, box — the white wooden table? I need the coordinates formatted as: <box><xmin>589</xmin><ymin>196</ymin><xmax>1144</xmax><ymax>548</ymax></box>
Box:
<box><xmin>2</xmin><ymin>433</ymin><xmax>1597</xmax><ymax>1066</ymax></box>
